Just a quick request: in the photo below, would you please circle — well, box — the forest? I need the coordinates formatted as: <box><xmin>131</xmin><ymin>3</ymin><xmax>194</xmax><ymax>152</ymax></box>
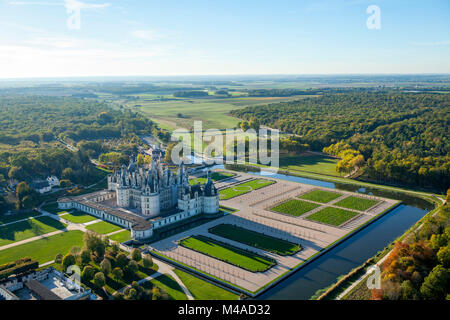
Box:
<box><xmin>230</xmin><ymin>92</ymin><xmax>450</xmax><ymax>191</ymax></box>
<box><xmin>0</xmin><ymin>96</ymin><xmax>157</xmax><ymax>200</ymax></box>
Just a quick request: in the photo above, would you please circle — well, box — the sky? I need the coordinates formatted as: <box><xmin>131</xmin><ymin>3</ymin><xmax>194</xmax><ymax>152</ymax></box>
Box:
<box><xmin>0</xmin><ymin>0</ymin><xmax>449</xmax><ymax>78</ymax></box>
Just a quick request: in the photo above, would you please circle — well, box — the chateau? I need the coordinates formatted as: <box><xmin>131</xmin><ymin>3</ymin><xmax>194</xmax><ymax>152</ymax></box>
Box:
<box><xmin>58</xmin><ymin>157</ymin><xmax>220</xmax><ymax>241</ymax></box>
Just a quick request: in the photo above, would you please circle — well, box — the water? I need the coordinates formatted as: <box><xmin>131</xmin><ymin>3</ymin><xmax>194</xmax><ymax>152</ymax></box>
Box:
<box><xmin>205</xmin><ymin>164</ymin><xmax>433</xmax><ymax>299</ymax></box>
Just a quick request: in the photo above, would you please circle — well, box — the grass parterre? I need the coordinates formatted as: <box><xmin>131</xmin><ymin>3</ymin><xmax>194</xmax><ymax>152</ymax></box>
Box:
<box><xmin>209</xmin><ymin>224</ymin><xmax>301</xmax><ymax>256</ymax></box>
<box><xmin>334</xmin><ymin>196</ymin><xmax>379</xmax><ymax>211</ymax></box>
<box><xmin>306</xmin><ymin>207</ymin><xmax>360</xmax><ymax>226</ymax></box>
<box><xmin>299</xmin><ymin>189</ymin><xmax>342</xmax><ymax>204</ymax></box>
<box><xmin>219</xmin><ymin>179</ymin><xmax>275</xmax><ymax>200</ymax></box>
<box><xmin>271</xmin><ymin>199</ymin><xmax>320</xmax><ymax>217</ymax></box>
<box><xmin>179</xmin><ymin>235</ymin><xmax>276</xmax><ymax>272</ymax></box>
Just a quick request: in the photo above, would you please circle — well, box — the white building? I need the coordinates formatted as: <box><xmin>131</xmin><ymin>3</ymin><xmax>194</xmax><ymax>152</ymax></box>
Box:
<box><xmin>58</xmin><ymin>157</ymin><xmax>219</xmax><ymax>241</ymax></box>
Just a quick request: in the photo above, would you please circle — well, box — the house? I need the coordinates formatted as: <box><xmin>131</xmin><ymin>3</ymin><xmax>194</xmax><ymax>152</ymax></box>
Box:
<box><xmin>30</xmin><ymin>181</ymin><xmax>51</xmax><ymax>194</ymax></box>
<box><xmin>46</xmin><ymin>176</ymin><xmax>60</xmax><ymax>188</ymax></box>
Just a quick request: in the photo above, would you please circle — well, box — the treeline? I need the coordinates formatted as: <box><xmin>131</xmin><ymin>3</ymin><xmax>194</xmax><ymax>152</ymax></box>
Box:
<box><xmin>230</xmin><ymin>92</ymin><xmax>449</xmax><ymax>191</ymax></box>
<box><xmin>173</xmin><ymin>91</ymin><xmax>209</xmax><ymax>98</ymax></box>
<box><xmin>246</xmin><ymin>88</ymin><xmax>321</xmax><ymax>97</ymax></box>
<box><xmin>0</xmin><ymin>96</ymin><xmax>155</xmax><ymax>146</ymax></box>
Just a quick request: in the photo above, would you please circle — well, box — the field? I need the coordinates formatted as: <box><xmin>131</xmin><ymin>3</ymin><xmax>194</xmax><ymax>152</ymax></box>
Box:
<box><xmin>334</xmin><ymin>196</ymin><xmax>379</xmax><ymax>211</ymax></box>
<box><xmin>219</xmin><ymin>179</ymin><xmax>275</xmax><ymax>200</ymax></box>
<box><xmin>0</xmin><ymin>211</ymin><xmax>41</xmax><ymax>225</ymax></box>
<box><xmin>59</xmin><ymin>210</ymin><xmax>98</xmax><ymax>224</ymax></box>
<box><xmin>271</xmin><ymin>199</ymin><xmax>320</xmax><ymax>217</ymax></box>
<box><xmin>0</xmin><ymin>230</ymin><xmax>84</xmax><ymax>265</ymax></box>
<box><xmin>0</xmin><ymin>216</ymin><xmax>67</xmax><ymax>246</ymax></box>
<box><xmin>306</xmin><ymin>207</ymin><xmax>360</xmax><ymax>226</ymax></box>
<box><xmin>141</xmin><ymin>274</ymin><xmax>187</xmax><ymax>300</ymax></box>
<box><xmin>209</xmin><ymin>224</ymin><xmax>301</xmax><ymax>256</ymax></box>
<box><xmin>277</xmin><ymin>155</ymin><xmax>340</xmax><ymax>176</ymax></box>
<box><xmin>189</xmin><ymin>171</ymin><xmax>235</xmax><ymax>185</ymax></box>
<box><xmin>108</xmin><ymin>230</ymin><xmax>132</xmax><ymax>243</ymax></box>
<box><xmin>86</xmin><ymin>221</ymin><xmax>123</xmax><ymax>234</ymax></box>
<box><xmin>123</xmin><ymin>95</ymin><xmax>314</xmax><ymax>131</ymax></box>
<box><xmin>173</xmin><ymin>269</ymin><xmax>238</xmax><ymax>300</ymax></box>
<box><xmin>179</xmin><ymin>235</ymin><xmax>275</xmax><ymax>272</ymax></box>
<box><xmin>299</xmin><ymin>190</ymin><xmax>342</xmax><ymax>203</ymax></box>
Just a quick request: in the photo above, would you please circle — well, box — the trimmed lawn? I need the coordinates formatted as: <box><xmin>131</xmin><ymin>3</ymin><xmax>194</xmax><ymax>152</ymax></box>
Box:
<box><xmin>299</xmin><ymin>189</ymin><xmax>342</xmax><ymax>204</ymax></box>
<box><xmin>278</xmin><ymin>155</ymin><xmax>339</xmax><ymax>176</ymax></box>
<box><xmin>0</xmin><ymin>216</ymin><xmax>67</xmax><ymax>246</ymax></box>
<box><xmin>142</xmin><ymin>274</ymin><xmax>187</xmax><ymax>300</ymax></box>
<box><xmin>334</xmin><ymin>196</ymin><xmax>379</xmax><ymax>211</ymax></box>
<box><xmin>0</xmin><ymin>230</ymin><xmax>84</xmax><ymax>265</ymax></box>
<box><xmin>271</xmin><ymin>199</ymin><xmax>320</xmax><ymax>217</ymax></box>
<box><xmin>209</xmin><ymin>224</ymin><xmax>301</xmax><ymax>256</ymax></box>
<box><xmin>219</xmin><ymin>179</ymin><xmax>275</xmax><ymax>200</ymax></box>
<box><xmin>174</xmin><ymin>268</ymin><xmax>238</xmax><ymax>300</ymax></box>
<box><xmin>189</xmin><ymin>171</ymin><xmax>236</xmax><ymax>185</ymax></box>
<box><xmin>180</xmin><ymin>235</ymin><xmax>275</xmax><ymax>272</ymax></box>
<box><xmin>306</xmin><ymin>207</ymin><xmax>360</xmax><ymax>226</ymax></box>
<box><xmin>108</xmin><ymin>230</ymin><xmax>132</xmax><ymax>243</ymax></box>
<box><xmin>0</xmin><ymin>210</ymin><xmax>41</xmax><ymax>225</ymax></box>
<box><xmin>86</xmin><ymin>221</ymin><xmax>123</xmax><ymax>235</ymax></box>
<box><xmin>59</xmin><ymin>210</ymin><xmax>98</xmax><ymax>224</ymax></box>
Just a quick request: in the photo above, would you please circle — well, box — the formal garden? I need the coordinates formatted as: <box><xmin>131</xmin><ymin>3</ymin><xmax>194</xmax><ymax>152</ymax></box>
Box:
<box><xmin>209</xmin><ymin>224</ymin><xmax>301</xmax><ymax>256</ymax></box>
<box><xmin>334</xmin><ymin>196</ymin><xmax>379</xmax><ymax>211</ymax></box>
<box><xmin>86</xmin><ymin>220</ymin><xmax>124</xmax><ymax>235</ymax></box>
<box><xmin>179</xmin><ymin>235</ymin><xmax>276</xmax><ymax>272</ymax></box>
<box><xmin>271</xmin><ymin>199</ymin><xmax>320</xmax><ymax>217</ymax></box>
<box><xmin>306</xmin><ymin>207</ymin><xmax>360</xmax><ymax>226</ymax></box>
<box><xmin>219</xmin><ymin>179</ymin><xmax>275</xmax><ymax>200</ymax></box>
<box><xmin>189</xmin><ymin>171</ymin><xmax>236</xmax><ymax>185</ymax></box>
<box><xmin>59</xmin><ymin>210</ymin><xmax>99</xmax><ymax>224</ymax></box>
<box><xmin>299</xmin><ymin>189</ymin><xmax>342</xmax><ymax>203</ymax></box>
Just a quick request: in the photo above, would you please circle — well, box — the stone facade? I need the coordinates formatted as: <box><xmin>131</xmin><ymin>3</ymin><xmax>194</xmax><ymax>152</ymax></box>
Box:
<box><xmin>58</xmin><ymin>157</ymin><xmax>219</xmax><ymax>241</ymax></box>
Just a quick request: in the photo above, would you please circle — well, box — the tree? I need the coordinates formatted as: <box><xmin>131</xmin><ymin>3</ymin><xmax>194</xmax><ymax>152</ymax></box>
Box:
<box><xmin>240</xmin><ymin>121</ymin><xmax>250</xmax><ymax>131</ymax></box>
<box><xmin>127</xmin><ymin>260</ymin><xmax>139</xmax><ymax>275</ymax></box>
<box><xmin>100</xmin><ymin>258</ymin><xmax>112</xmax><ymax>275</ymax></box>
<box><xmin>116</xmin><ymin>253</ymin><xmax>128</xmax><ymax>268</ymax></box>
<box><xmin>142</xmin><ymin>255</ymin><xmax>152</xmax><ymax>268</ymax></box>
<box><xmin>112</xmin><ymin>267</ymin><xmax>123</xmax><ymax>281</ymax></box>
<box><xmin>437</xmin><ymin>246</ymin><xmax>450</xmax><ymax>267</ymax></box>
<box><xmin>70</xmin><ymin>246</ymin><xmax>81</xmax><ymax>257</ymax></box>
<box><xmin>62</xmin><ymin>253</ymin><xmax>76</xmax><ymax>271</ymax></box>
<box><xmin>94</xmin><ymin>272</ymin><xmax>106</xmax><ymax>288</ymax></box>
<box><xmin>55</xmin><ymin>253</ymin><xmax>63</xmax><ymax>264</ymax></box>
<box><xmin>82</xmin><ymin>265</ymin><xmax>95</xmax><ymax>282</ymax></box>
<box><xmin>126</xmin><ymin>288</ymin><xmax>138</xmax><ymax>300</ymax></box>
<box><xmin>152</xmin><ymin>286</ymin><xmax>161</xmax><ymax>300</ymax></box>
<box><xmin>131</xmin><ymin>248</ymin><xmax>142</xmax><ymax>262</ymax></box>
<box><xmin>80</xmin><ymin>249</ymin><xmax>91</xmax><ymax>264</ymax></box>
<box><xmin>59</xmin><ymin>179</ymin><xmax>72</xmax><ymax>188</ymax></box>
<box><xmin>420</xmin><ymin>265</ymin><xmax>449</xmax><ymax>300</ymax></box>
<box><xmin>137</xmin><ymin>154</ymin><xmax>145</xmax><ymax>166</ymax></box>
<box><xmin>400</xmin><ymin>280</ymin><xmax>418</xmax><ymax>300</ymax></box>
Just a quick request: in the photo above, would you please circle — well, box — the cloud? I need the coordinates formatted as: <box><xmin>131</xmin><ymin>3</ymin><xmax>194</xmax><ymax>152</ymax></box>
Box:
<box><xmin>411</xmin><ymin>41</ymin><xmax>450</xmax><ymax>46</ymax></box>
<box><xmin>130</xmin><ymin>29</ymin><xmax>162</xmax><ymax>41</ymax></box>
